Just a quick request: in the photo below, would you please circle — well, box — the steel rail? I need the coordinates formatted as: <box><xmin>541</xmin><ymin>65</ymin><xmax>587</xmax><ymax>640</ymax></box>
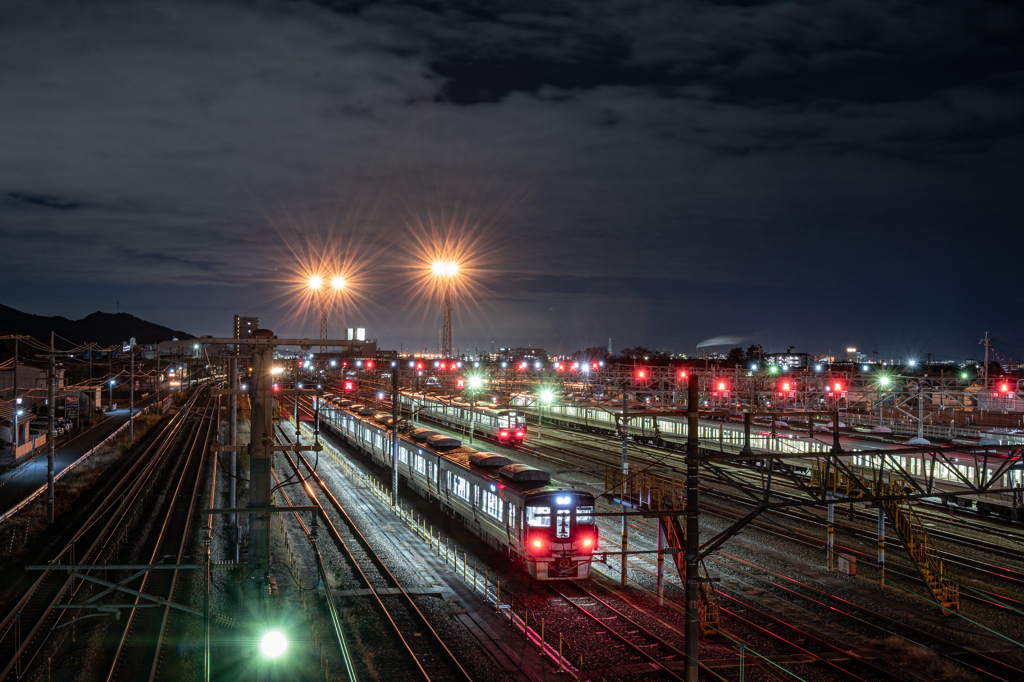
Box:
<box><xmin>0</xmin><ymin>389</ymin><xmax>207</xmax><ymax>680</ymax></box>
<box><xmin>102</xmin><ymin>389</ymin><xmax>215</xmax><ymax>681</ymax></box>
<box><xmin>278</xmin><ymin>426</ymin><xmax>474</xmax><ymax>682</ymax></box>
<box><xmin>549</xmin><ymin>582</ymin><xmax>687</xmax><ymax>681</ymax></box>
<box><xmin>269</xmin><ymin>466</ymin><xmax>359</xmax><ymax>682</ymax></box>
<box><xmin>598</xmin><ymin>499</ymin><xmax>1021</xmax><ymax>682</ymax></box>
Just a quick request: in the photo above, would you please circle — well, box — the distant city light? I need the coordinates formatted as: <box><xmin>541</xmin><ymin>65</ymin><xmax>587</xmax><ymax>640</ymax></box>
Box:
<box><xmin>330</xmin><ymin>360</ymin><xmax>337</xmax><ymax>367</ymax></box>
<box><xmin>814</xmin><ymin>364</ymin><xmax>822</xmax><ymax>371</ymax></box>
<box><xmin>751</xmin><ymin>363</ymin><xmax>758</xmax><ymax>370</ymax></box>
<box><xmin>862</xmin><ymin>365</ymin><xmax>869</xmax><ymax>371</ymax></box>
<box><xmin>908</xmin><ymin>360</ymin><xmax>916</xmax><ymax>367</ymax></box>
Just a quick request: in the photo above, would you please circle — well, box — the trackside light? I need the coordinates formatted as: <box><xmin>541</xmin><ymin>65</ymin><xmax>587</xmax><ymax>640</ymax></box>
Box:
<box><xmin>260</xmin><ymin>630</ymin><xmax>288</xmax><ymax>658</ymax></box>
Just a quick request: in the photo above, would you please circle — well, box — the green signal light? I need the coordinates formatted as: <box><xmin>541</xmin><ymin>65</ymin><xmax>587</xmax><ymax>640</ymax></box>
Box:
<box><xmin>260</xmin><ymin>630</ymin><xmax>288</xmax><ymax>659</ymax></box>
<box><xmin>768</xmin><ymin>366</ymin><xmax>779</xmax><ymax>374</ymax></box>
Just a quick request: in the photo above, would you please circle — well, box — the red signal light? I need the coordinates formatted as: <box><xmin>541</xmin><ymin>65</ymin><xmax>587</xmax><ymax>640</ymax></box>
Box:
<box><xmin>834</xmin><ymin>382</ymin><xmax>842</xmax><ymax>391</ymax></box>
<box><xmin>679</xmin><ymin>371</ymin><xmax>687</xmax><ymax>379</ymax></box>
<box><xmin>272</xmin><ymin>383</ymin><xmax>280</xmax><ymax>393</ymax></box>
<box><xmin>783</xmin><ymin>382</ymin><xmax>790</xmax><ymax>391</ymax></box>
<box><xmin>592</xmin><ymin>362</ymin><xmax>598</xmax><ymax>370</ymax></box>
<box><xmin>456</xmin><ymin>378</ymin><xmax>465</xmax><ymax>389</ymax></box>
<box><xmin>1001</xmin><ymin>383</ymin><xmax>1009</xmax><ymax>393</ymax></box>
<box><xmin>718</xmin><ymin>382</ymin><xmax>726</xmax><ymax>391</ymax></box>
<box><xmin>366</xmin><ymin>360</ymin><xmax>374</xmax><ymax>369</ymax></box>
<box><xmin>343</xmin><ymin>381</ymin><xmax>355</xmax><ymax>392</ymax></box>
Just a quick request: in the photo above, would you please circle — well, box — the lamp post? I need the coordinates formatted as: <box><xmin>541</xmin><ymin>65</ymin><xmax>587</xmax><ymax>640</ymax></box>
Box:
<box><xmin>109</xmin><ymin>379</ymin><xmax>116</xmax><ymax>410</ymax></box>
<box><xmin>309</xmin><ymin>275</ymin><xmax>344</xmax><ymax>367</ymax></box>
<box><xmin>431</xmin><ymin>262</ymin><xmax>458</xmax><ymax>358</ymax></box>
<box><xmin>468</xmin><ymin>375</ymin><xmax>483</xmax><ymax>443</ymax></box>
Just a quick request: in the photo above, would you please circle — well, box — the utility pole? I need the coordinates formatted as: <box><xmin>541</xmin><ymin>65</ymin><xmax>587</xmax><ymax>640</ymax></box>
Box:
<box><xmin>620</xmin><ymin>387</ymin><xmax>629</xmax><ymax>586</ymax></box>
<box><xmin>685</xmin><ymin>376</ymin><xmax>700</xmax><ymax>682</ymax></box>
<box><xmin>47</xmin><ymin>333</ymin><xmax>56</xmax><ymax>526</ymax></box>
<box><xmin>12</xmin><ymin>336</ymin><xmax>19</xmax><ymax>458</ymax></box>
<box><xmin>392</xmin><ymin>362</ymin><xmax>400</xmax><ymax>503</ymax></box>
<box><xmin>247</xmin><ymin>330</ymin><xmax>275</xmax><ymax>610</ymax></box>
<box><xmin>979</xmin><ymin>332</ymin><xmax>991</xmax><ymax>388</ymax></box>
<box><xmin>129</xmin><ymin>340</ymin><xmax>135</xmax><ymax>445</ymax></box>
<box><xmin>229</xmin><ymin>348</ymin><xmax>239</xmax><ymax>561</ymax></box>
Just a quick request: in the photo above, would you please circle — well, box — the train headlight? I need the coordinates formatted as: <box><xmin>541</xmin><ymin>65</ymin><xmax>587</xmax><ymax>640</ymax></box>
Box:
<box><xmin>260</xmin><ymin>630</ymin><xmax>288</xmax><ymax>658</ymax></box>
<box><xmin>556</xmin><ymin>496</ymin><xmax>571</xmax><ymax>505</ymax></box>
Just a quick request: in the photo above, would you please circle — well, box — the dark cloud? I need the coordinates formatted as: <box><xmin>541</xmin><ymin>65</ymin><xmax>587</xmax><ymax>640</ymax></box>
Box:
<box><xmin>1</xmin><ymin>0</ymin><xmax>1021</xmax><ymax>357</ymax></box>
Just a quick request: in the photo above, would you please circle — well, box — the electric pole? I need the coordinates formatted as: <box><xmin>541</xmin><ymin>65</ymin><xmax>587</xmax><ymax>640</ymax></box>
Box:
<box><xmin>47</xmin><ymin>333</ymin><xmax>56</xmax><ymax>526</ymax></box>
<box><xmin>392</xmin><ymin>361</ymin><xmax>400</xmax><ymax>503</ymax></box>
<box><xmin>685</xmin><ymin>376</ymin><xmax>700</xmax><ymax>682</ymax></box>
<box><xmin>979</xmin><ymin>332</ymin><xmax>991</xmax><ymax>387</ymax></box>
<box><xmin>247</xmin><ymin>330</ymin><xmax>275</xmax><ymax>609</ymax></box>
<box><xmin>129</xmin><ymin>340</ymin><xmax>135</xmax><ymax>445</ymax></box>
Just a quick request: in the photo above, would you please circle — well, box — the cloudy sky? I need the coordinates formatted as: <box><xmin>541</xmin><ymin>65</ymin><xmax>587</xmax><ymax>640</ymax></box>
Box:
<box><xmin>3</xmin><ymin>0</ymin><xmax>1022</xmax><ymax>361</ymax></box>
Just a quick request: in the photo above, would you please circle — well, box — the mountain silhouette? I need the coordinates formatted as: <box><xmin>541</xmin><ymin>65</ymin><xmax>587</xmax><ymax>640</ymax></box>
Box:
<box><xmin>0</xmin><ymin>304</ymin><xmax>193</xmax><ymax>348</ymax></box>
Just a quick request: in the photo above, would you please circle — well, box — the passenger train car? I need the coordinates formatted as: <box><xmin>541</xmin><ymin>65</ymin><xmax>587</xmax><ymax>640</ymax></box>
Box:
<box><xmin>318</xmin><ymin>398</ymin><xmax>596</xmax><ymax>579</ymax></box>
<box><xmin>400</xmin><ymin>392</ymin><xmax>528</xmax><ymax>446</ymax></box>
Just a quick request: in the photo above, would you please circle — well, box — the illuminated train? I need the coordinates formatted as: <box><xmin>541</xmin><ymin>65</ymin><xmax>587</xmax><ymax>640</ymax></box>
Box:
<box><xmin>399</xmin><ymin>392</ymin><xmax>528</xmax><ymax>446</ymax></box>
<box><xmin>318</xmin><ymin>397</ymin><xmax>596</xmax><ymax>579</ymax></box>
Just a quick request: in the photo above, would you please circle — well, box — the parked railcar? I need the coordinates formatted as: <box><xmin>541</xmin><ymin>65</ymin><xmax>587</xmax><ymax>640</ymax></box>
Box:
<box><xmin>400</xmin><ymin>392</ymin><xmax>528</xmax><ymax>445</ymax></box>
<box><xmin>320</xmin><ymin>402</ymin><xmax>596</xmax><ymax>579</ymax></box>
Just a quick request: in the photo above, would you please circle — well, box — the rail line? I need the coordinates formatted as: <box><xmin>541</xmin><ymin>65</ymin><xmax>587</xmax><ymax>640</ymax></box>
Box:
<box><xmin>0</xmin><ymin>388</ymin><xmax>208</xmax><ymax>681</ymax></box>
<box><xmin>106</xmin><ymin>390</ymin><xmax>215</xmax><ymax>681</ymax></box>
<box><xmin>274</xmin><ymin>424</ymin><xmax>474</xmax><ymax>682</ymax></box>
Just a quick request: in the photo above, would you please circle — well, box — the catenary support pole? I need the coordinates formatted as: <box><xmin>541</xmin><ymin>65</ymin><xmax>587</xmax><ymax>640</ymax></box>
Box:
<box><xmin>247</xmin><ymin>329</ymin><xmax>275</xmax><ymax>610</ymax></box>
<box><xmin>657</xmin><ymin>518</ymin><xmax>665</xmax><ymax>606</ymax></box>
<box><xmin>392</xmin><ymin>362</ymin><xmax>400</xmax><ymax>503</ymax></box>
<box><xmin>827</xmin><ymin>492</ymin><xmax>834</xmax><ymax>571</ymax></box>
<box><xmin>685</xmin><ymin>376</ymin><xmax>700</xmax><ymax>682</ymax></box>
<box><xmin>878</xmin><ymin>507</ymin><xmax>885</xmax><ymax>590</ymax></box>
<box><xmin>129</xmin><ymin>341</ymin><xmax>135</xmax><ymax>445</ymax></box>
<box><xmin>11</xmin><ymin>337</ymin><xmax>18</xmax><ymax>457</ymax></box>
<box><xmin>228</xmin><ymin>350</ymin><xmax>238</xmax><ymax>561</ymax></box>
<box><xmin>47</xmin><ymin>339</ymin><xmax>56</xmax><ymax>527</ymax></box>
<box><xmin>621</xmin><ymin>390</ymin><xmax>629</xmax><ymax>586</ymax></box>
<box><xmin>741</xmin><ymin>411</ymin><xmax>751</xmax><ymax>455</ymax></box>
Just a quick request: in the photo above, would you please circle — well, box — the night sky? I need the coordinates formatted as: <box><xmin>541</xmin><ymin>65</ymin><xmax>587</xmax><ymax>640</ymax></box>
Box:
<box><xmin>3</xmin><ymin>1</ymin><xmax>1022</xmax><ymax>361</ymax></box>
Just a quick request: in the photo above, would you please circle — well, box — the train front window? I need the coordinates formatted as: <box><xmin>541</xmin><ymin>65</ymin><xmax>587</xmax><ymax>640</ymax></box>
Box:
<box><xmin>576</xmin><ymin>505</ymin><xmax>594</xmax><ymax>524</ymax></box>
<box><xmin>526</xmin><ymin>506</ymin><xmax>551</xmax><ymax>527</ymax></box>
<box><xmin>556</xmin><ymin>510</ymin><xmax>570</xmax><ymax>538</ymax></box>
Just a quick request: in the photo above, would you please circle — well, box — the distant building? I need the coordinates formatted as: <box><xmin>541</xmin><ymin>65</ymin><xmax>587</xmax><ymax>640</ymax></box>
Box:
<box><xmin>765</xmin><ymin>351</ymin><xmax>814</xmax><ymax>369</ymax></box>
<box><xmin>234</xmin><ymin>315</ymin><xmax>259</xmax><ymax>339</ymax></box>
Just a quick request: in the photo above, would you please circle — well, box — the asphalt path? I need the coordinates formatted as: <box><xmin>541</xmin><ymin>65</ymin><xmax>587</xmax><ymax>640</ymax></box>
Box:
<box><xmin>0</xmin><ymin>395</ymin><xmax>156</xmax><ymax>518</ymax></box>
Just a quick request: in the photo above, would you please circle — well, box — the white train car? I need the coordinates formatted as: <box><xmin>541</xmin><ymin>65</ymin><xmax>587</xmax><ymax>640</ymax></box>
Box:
<box><xmin>400</xmin><ymin>392</ymin><xmax>528</xmax><ymax>445</ymax></box>
<box><xmin>320</xmin><ymin>402</ymin><xmax>597</xmax><ymax>579</ymax></box>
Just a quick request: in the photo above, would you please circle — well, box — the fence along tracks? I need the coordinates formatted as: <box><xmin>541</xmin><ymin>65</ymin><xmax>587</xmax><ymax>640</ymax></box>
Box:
<box><xmin>0</xmin><ymin>388</ymin><xmax>209</xmax><ymax>681</ymax></box>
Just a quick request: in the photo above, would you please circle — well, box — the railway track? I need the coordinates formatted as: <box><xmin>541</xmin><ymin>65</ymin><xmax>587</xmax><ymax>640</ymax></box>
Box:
<box><xmin>0</xmin><ymin>388</ymin><xmax>208</xmax><ymax>681</ymax></box>
<box><xmin>274</xmin><ymin>424</ymin><xmax>474</xmax><ymax>682</ymax></box>
<box><xmin>597</xmin><ymin>498</ymin><xmax>1024</xmax><ymax>682</ymax></box>
<box><xmin>106</xmin><ymin>390</ymin><xmax>216</xmax><ymax>681</ymax></box>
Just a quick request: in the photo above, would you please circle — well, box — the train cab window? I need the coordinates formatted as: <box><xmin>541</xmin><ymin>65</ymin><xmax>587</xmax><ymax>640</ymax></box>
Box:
<box><xmin>526</xmin><ymin>506</ymin><xmax>551</xmax><ymax>527</ymax></box>
<box><xmin>576</xmin><ymin>506</ymin><xmax>594</xmax><ymax>524</ymax></box>
<box><xmin>556</xmin><ymin>510</ymin><xmax>570</xmax><ymax>538</ymax></box>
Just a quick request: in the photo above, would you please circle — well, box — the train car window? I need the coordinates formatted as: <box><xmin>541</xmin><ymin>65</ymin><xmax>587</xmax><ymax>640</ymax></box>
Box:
<box><xmin>473</xmin><ymin>485</ymin><xmax>480</xmax><ymax>507</ymax></box>
<box><xmin>555</xmin><ymin>510</ymin><xmax>570</xmax><ymax>538</ymax></box>
<box><xmin>576</xmin><ymin>505</ymin><xmax>594</xmax><ymax>523</ymax></box>
<box><xmin>482</xmin><ymin>491</ymin><xmax>502</xmax><ymax>520</ymax></box>
<box><xmin>399</xmin><ymin>448</ymin><xmax>408</xmax><ymax>465</ymax></box>
<box><xmin>509</xmin><ymin>503</ymin><xmax>516</xmax><ymax>529</ymax></box>
<box><xmin>526</xmin><ymin>506</ymin><xmax>551</xmax><ymax>527</ymax></box>
<box><xmin>452</xmin><ymin>476</ymin><xmax>470</xmax><ymax>500</ymax></box>
<box><xmin>433</xmin><ymin>461</ymin><xmax>438</xmax><ymax>483</ymax></box>
<box><xmin>415</xmin><ymin>455</ymin><xmax>426</xmax><ymax>475</ymax></box>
